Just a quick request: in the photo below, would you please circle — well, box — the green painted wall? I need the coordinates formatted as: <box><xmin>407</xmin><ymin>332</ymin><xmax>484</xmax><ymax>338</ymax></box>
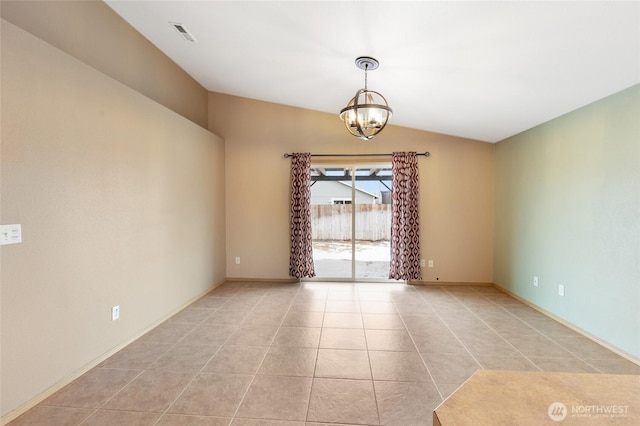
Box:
<box><xmin>494</xmin><ymin>85</ymin><xmax>640</xmax><ymax>358</ymax></box>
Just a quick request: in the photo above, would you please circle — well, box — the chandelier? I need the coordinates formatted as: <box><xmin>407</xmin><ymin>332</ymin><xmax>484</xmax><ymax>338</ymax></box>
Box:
<box><xmin>339</xmin><ymin>56</ymin><xmax>392</xmax><ymax>140</ymax></box>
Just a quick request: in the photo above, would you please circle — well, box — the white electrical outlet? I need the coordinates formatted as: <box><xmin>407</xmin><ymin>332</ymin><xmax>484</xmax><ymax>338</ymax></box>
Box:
<box><xmin>112</xmin><ymin>305</ymin><xmax>120</xmax><ymax>321</ymax></box>
<box><xmin>533</xmin><ymin>276</ymin><xmax>539</xmax><ymax>287</ymax></box>
<box><xmin>420</xmin><ymin>259</ymin><xmax>426</xmax><ymax>268</ymax></box>
<box><xmin>235</xmin><ymin>257</ymin><xmax>241</xmax><ymax>265</ymax></box>
<box><xmin>558</xmin><ymin>285</ymin><xmax>564</xmax><ymax>297</ymax></box>
<box><xmin>428</xmin><ymin>260</ymin><xmax>434</xmax><ymax>268</ymax></box>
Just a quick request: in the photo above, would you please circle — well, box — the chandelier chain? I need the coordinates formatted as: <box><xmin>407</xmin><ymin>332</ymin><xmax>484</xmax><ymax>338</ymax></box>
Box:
<box><xmin>364</xmin><ymin>63</ymin><xmax>368</xmax><ymax>91</ymax></box>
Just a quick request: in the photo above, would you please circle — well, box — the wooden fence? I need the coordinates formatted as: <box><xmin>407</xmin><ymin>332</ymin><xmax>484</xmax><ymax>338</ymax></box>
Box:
<box><xmin>311</xmin><ymin>204</ymin><xmax>391</xmax><ymax>241</ymax></box>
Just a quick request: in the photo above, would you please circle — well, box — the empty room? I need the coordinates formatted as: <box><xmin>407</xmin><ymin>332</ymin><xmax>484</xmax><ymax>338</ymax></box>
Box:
<box><xmin>1</xmin><ymin>1</ymin><xmax>638</xmax><ymax>425</ymax></box>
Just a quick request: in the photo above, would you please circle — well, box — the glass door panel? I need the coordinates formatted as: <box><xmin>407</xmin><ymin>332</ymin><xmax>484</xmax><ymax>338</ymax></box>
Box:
<box><xmin>310</xmin><ymin>165</ymin><xmax>353</xmax><ymax>278</ymax></box>
<box><xmin>354</xmin><ymin>165</ymin><xmax>391</xmax><ymax>279</ymax></box>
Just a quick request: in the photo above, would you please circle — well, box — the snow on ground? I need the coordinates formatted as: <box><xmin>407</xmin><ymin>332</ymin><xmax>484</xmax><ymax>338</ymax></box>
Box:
<box><xmin>312</xmin><ymin>240</ymin><xmax>390</xmax><ymax>261</ymax></box>
<box><xmin>312</xmin><ymin>240</ymin><xmax>391</xmax><ymax>279</ymax></box>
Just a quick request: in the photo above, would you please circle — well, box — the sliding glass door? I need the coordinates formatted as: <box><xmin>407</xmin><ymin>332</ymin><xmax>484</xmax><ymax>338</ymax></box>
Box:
<box><xmin>310</xmin><ymin>163</ymin><xmax>392</xmax><ymax>281</ymax></box>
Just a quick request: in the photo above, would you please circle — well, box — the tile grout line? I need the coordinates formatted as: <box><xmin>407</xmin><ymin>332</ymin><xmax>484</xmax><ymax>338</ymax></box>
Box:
<box><xmin>412</xmin><ymin>287</ymin><xmax>486</xmax><ymax>398</ymax></box>
<box><xmin>228</xmin><ymin>283</ymin><xmax>301</xmax><ymax>423</ymax></box>
<box><xmin>76</xmin><ymin>301</ymin><xmax>224</xmax><ymax>425</ymax></box>
<box><xmin>453</xmin><ymin>286</ymin><xmax>575</xmax><ymax>371</ymax></box>
<box><xmin>462</xmin><ymin>286</ymin><xmax>555</xmax><ymax>370</ymax></box>
<box><xmin>437</xmin><ymin>286</ymin><xmax>542</xmax><ymax>371</ymax></box>
<box><xmin>304</xmin><ymin>284</ymin><xmax>328</xmax><ymax>425</ymax></box>
<box><xmin>487</xmin><ymin>296</ymin><xmax>610</xmax><ymax>373</ymax></box>
<box><xmin>394</xmin><ymin>292</ymin><xmax>446</xmax><ymax>402</ymax></box>
<box><xmin>152</xmin><ymin>283</ymin><xmax>274</xmax><ymax>425</ymax></box>
<box><xmin>358</xmin><ymin>288</ymin><xmax>382</xmax><ymax>426</ymax></box>
<box><xmin>68</xmin><ymin>295</ymin><xmax>231</xmax><ymax>424</ymax></box>
<box><xmin>487</xmin><ymin>296</ymin><xmax>608</xmax><ymax>372</ymax></box>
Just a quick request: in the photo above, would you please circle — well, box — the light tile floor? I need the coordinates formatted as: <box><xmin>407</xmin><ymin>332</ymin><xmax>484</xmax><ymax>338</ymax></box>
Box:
<box><xmin>11</xmin><ymin>283</ymin><xmax>640</xmax><ymax>425</ymax></box>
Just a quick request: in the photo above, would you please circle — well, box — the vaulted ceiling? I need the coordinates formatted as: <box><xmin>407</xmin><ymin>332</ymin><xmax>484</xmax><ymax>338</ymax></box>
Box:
<box><xmin>105</xmin><ymin>1</ymin><xmax>639</xmax><ymax>142</ymax></box>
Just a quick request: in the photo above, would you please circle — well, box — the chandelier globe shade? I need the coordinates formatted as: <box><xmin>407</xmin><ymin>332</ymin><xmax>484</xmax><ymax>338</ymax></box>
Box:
<box><xmin>339</xmin><ymin>57</ymin><xmax>392</xmax><ymax>140</ymax></box>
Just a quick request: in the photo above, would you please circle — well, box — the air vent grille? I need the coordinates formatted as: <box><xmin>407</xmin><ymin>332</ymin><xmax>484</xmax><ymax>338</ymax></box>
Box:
<box><xmin>170</xmin><ymin>22</ymin><xmax>197</xmax><ymax>43</ymax></box>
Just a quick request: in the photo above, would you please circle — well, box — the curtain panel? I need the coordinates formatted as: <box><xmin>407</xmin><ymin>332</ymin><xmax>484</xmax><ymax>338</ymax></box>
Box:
<box><xmin>289</xmin><ymin>153</ymin><xmax>316</xmax><ymax>278</ymax></box>
<box><xmin>389</xmin><ymin>152</ymin><xmax>422</xmax><ymax>281</ymax></box>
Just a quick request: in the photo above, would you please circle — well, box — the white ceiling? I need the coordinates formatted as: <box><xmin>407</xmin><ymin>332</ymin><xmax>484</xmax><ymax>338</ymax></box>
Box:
<box><xmin>105</xmin><ymin>1</ymin><xmax>640</xmax><ymax>142</ymax></box>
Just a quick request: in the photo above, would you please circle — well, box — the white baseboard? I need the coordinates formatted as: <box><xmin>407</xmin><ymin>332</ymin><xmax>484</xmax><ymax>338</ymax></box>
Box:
<box><xmin>410</xmin><ymin>281</ymin><xmax>494</xmax><ymax>286</ymax></box>
<box><xmin>493</xmin><ymin>284</ymin><xmax>640</xmax><ymax>367</ymax></box>
<box><xmin>225</xmin><ymin>277</ymin><xmax>299</xmax><ymax>283</ymax></box>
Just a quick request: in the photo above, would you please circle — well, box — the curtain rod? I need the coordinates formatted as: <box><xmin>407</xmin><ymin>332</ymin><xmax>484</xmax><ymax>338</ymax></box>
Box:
<box><xmin>283</xmin><ymin>152</ymin><xmax>430</xmax><ymax>158</ymax></box>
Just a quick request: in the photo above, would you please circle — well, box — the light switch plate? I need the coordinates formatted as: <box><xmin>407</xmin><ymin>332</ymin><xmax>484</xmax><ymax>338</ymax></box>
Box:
<box><xmin>0</xmin><ymin>224</ymin><xmax>22</xmax><ymax>245</ymax></box>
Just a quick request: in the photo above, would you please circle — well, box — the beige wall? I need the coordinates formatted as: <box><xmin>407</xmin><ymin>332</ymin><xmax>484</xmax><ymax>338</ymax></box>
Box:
<box><xmin>494</xmin><ymin>85</ymin><xmax>640</xmax><ymax>358</ymax></box>
<box><xmin>0</xmin><ymin>19</ymin><xmax>225</xmax><ymax>418</ymax></box>
<box><xmin>1</xmin><ymin>0</ymin><xmax>208</xmax><ymax>128</ymax></box>
<box><xmin>209</xmin><ymin>92</ymin><xmax>494</xmax><ymax>283</ymax></box>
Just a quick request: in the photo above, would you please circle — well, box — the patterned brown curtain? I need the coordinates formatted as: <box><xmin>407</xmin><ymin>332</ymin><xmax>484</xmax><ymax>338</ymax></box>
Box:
<box><xmin>289</xmin><ymin>153</ymin><xmax>316</xmax><ymax>278</ymax></box>
<box><xmin>389</xmin><ymin>152</ymin><xmax>422</xmax><ymax>281</ymax></box>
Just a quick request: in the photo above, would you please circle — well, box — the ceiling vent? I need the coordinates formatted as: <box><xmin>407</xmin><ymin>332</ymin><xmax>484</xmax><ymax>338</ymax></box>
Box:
<box><xmin>170</xmin><ymin>22</ymin><xmax>197</xmax><ymax>43</ymax></box>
